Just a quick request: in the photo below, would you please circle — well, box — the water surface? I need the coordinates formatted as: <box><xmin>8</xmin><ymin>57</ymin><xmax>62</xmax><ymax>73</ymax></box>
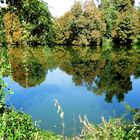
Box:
<box><xmin>2</xmin><ymin>46</ymin><xmax>140</xmax><ymax>136</ymax></box>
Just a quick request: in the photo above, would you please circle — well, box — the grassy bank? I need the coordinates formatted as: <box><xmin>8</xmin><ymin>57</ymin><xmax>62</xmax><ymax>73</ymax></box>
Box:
<box><xmin>0</xmin><ymin>108</ymin><xmax>63</xmax><ymax>140</ymax></box>
<box><xmin>0</xmin><ymin>106</ymin><xmax>140</xmax><ymax>140</ymax></box>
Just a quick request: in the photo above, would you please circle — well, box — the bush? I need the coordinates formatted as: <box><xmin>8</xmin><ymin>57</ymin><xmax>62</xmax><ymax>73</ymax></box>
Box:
<box><xmin>0</xmin><ymin>109</ymin><xmax>37</xmax><ymax>139</ymax></box>
<box><xmin>79</xmin><ymin>113</ymin><xmax>140</xmax><ymax>140</ymax></box>
<box><xmin>0</xmin><ymin>109</ymin><xmax>63</xmax><ymax>140</ymax></box>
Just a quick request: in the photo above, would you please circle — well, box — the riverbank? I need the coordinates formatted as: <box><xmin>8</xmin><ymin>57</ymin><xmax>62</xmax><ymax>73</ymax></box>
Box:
<box><xmin>0</xmin><ymin>105</ymin><xmax>140</xmax><ymax>140</ymax></box>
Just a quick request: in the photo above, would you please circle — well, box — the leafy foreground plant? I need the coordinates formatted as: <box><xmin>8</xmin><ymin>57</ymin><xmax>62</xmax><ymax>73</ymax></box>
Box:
<box><xmin>79</xmin><ymin>113</ymin><xmax>140</xmax><ymax>140</ymax></box>
<box><xmin>0</xmin><ymin>102</ymin><xmax>140</xmax><ymax>140</ymax></box>
<box><xmin>0</xmin><ymin>109</ymin><xmax>63</xmax><ymax>140</ymax></box>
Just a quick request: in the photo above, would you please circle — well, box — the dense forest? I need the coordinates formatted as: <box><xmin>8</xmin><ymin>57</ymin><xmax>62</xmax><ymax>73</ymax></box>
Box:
<box><xmin>0</xmin><ymin>0</ymin><xmax>140</xmax><ymax>47</ymax></box>
<box><xmin>54</xmin><ymin>0</ymin><xmax>140</xmax><ymax>46</ymax></box>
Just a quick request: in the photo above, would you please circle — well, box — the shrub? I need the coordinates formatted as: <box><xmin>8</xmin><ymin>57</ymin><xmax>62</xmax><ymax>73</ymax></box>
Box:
<box><xmin>0</xmin><ymin>109</ymin><xmax>63</xmax><ymax>140</ymax></box>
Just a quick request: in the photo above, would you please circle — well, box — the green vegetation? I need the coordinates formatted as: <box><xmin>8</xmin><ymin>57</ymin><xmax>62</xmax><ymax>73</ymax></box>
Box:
<box><xmin>0</xmin><ymin>108</ymin><xmax>140</xmax><ymax>140</ymax></box>
<box><xmin>0</xmin><ymin>0</ymin><xmax>53</xmax><ymax>45</ymax></box>
<box><xmin>54</xmin><ymin>0</ymin><xmax>140</xmax><ymax>47</ymax></box>
<box><xmin>1</xmin><ymin>0</ymin><xmax>140</xmax><ymax>47</ymax></box>
<box><xmin>1</xmin><ymin>0</ymin><xmax>140</xmax><ymax>139</ymax></box>
<box><xmin>111</xmin><ymin>0</ymin><xmax>139</xmax><ymax>46</ymax></box>
<box><xmin>54</xmin><ymin>1</ymin><xmax>106</xmax><ymax>46</ymax></box>
<box><xmin>80</xmin><ymin>110</ymin><xmax>140</xmax><ymax>140</ymax></box>
<box><xmin>0</xmin><ymin>110</ymin><xmax>64</xmax><ymax>140</ymax></box>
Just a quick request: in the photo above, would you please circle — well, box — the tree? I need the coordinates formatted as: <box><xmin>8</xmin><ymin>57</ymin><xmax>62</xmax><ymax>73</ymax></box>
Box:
<box><xmin>111</xmin><ymin>0</ymin><xmax>139</xmax><ymax>46</ymax></box>
<box><xmin>99</xmin><ymin>0</ymin><xmax>140</xmax><ymax>47</ymax></box>
<box><xmin>55</xmin><ymin>0</ymin><xmax>106</xmax><ymax>46</ymax></box>
<box><xmin>3</xmin><ymin>12</ymin><xmax>22</xmax><ymax>44</ymax></box>
<box><xmin>82</xmin><ymin>0</ymin><xmax>106</xmax><ymax>46</ymax></box>
<box><xmin>99</xmin><ymin>0</ymin><xmax>117</xmax><ymax>38</ymax></box>
<box><xmin>1</xmin><ymin>0</ymin><xmax>53</xmax><ymax>45</ymax></box>
<box><xmin>0</xmin><ymin>8</ymin><xmax>4</xmax><ymax>45</ymax></box>
<box><xmin>112</xmin><ymin>9</ymin><xmax>139</xmax><ymax>46</ymax></box>
<box><xmin>54</xmin><ymin>11</ymin><xmax>74</xmax><ymax>45</ymax></box>
<box><xmin>113</xmin><ymin>0</ymin><xmax>135</xmax><ymax>12</ymax></box>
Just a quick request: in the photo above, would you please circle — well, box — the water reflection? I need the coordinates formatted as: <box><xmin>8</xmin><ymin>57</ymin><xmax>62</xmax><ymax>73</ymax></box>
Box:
<box><xmin>2</xmin><ymin>45</ymin><xmax>140</xmax><ymax>102</ymax></box>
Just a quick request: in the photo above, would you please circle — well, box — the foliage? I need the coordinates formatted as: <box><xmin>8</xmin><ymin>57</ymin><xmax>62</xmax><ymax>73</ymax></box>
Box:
<box><xmin>54</xmin><ymin>0</ymin><xmax>140</xmax><ymax>47</ymax></box>
<box><xmin>20</xmin><ymin>0</ymin><xmax>53</xmax><ymax>45</ymax></box>
<box><xmin>99</xmin><ymin>0</ymin><xmax>117</xmax><ymax>38</ymax></box>
<box><xmin>1</xmin><ymin>0</ymin><xmax>140</xmax><ymax>47</ymax></box>
<box><xmin>0</xmin><ymin>47</ymin><xmax>12</xmax><ymax>111</ymax></box>
<box><xmin>0</xmin><ymin>109</ymin><xmax>37</xmax><ymax>139</ymax></box>
<box><xmin>113</xmin><ymin>0</ymin><xmax>135</xmax><ymax>12</ymax></box>
<box><xmin>3</xmin><ymin>12</ymin><xmax>22</xmax><ymax>44</ymax></box>
<box><xmin>0</xmin><ymin>7</ymin><xmax>6</xmax><ymax>46</ymax></box>
<box><xmin>112</xmin><ymin>8</ymin><xmax>139</xmax><ymax>46</ymax></box>
<box><xmin>79</xmin><ymin>113</ymin><xmax>140</xmax><ymax>140</ymax></box>
<box><xmin>55</xmin><ymin>0</ymin><xmax>106</xmax><ymax>46</ymax></box>
<box><xmin>1</xmin><ymin>0</ymin><xmax>54</xmax><ymax>45</ymax></box>
<box><xmin>36</xmin><ymin>131</ymin><xmax>63</xmax><ymax>140</ymax></box>
<box><xmin>0</xmin><ymin>109</ymin><xmax>63</xmax><ymax>140</ymax></box>
<box><xmin>54</xmin><ymin>11</ymin><xmax>74</xmax><ymax>45</ymax></box>
<box><xmin>99</xmin><ymin>0</ymin><xmax>140</xmax><ymax>47</ymax></box>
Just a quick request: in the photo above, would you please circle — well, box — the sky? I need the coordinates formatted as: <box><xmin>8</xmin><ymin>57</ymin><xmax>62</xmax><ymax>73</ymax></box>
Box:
<box><xmin>44</xmin><ymin>0</ymin><xmax>78</xmax><ymax>17</ymax></box>
<box><xmin>45</xmin><ymin>0</ymin><xmax>93</xmax><ymax>17</ymax></box>
<box><xmin>45</xmin><ymin>0</ymin><xmax>140</xmax><ymax>17</ymax></box>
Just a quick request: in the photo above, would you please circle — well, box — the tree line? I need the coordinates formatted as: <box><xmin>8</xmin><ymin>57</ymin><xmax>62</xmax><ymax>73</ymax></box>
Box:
<box><xmin>0</xmin><ymin>0</ymin><xmax>140</xmax><ymax>47</ymax></box>
<box><xmin>54</xmin><ymin>0</ymin><xmax>140</xmax><ymax>47</ymax></box>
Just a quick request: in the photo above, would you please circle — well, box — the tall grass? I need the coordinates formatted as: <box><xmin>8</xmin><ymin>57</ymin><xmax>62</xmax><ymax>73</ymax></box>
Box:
<box><xmin>54</xmin><ymin>99</ymin><xmax>65</xmax><ymax>139</ymax></box>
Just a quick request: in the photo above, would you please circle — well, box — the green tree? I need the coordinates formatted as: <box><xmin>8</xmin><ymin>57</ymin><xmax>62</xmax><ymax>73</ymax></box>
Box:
<box><xmin>54</xmin><ymin>11</ymin><xmax>74</xmax><ymax>45</ymax></box>
<box><xmin>55</xmin><ymin>0</ymin><xmax>106</xmax><ymax>46</ymax></box>
<box><xmin>82</xmin><ymin>1</ymin><xmax>106</xmax><ymax>46</ymax></box>
<box><xmin>0</xmin><ymin>7</ymin><xmax>6</xmax><ymax>46</ymax></box>
<box><xmin>112</xmin><ymin>10</ymin><xmax>139</xmax><ymax>46</ymax></box>
<box><xmin>113</xmin><ymin>0</ymin><xmax>135</xmax><ymax>12</ymax></box>
<box><xmin>99</xmin><ymin>0</ymin><xmax>117</xmax><ymax>38</ymax></box>
<box><xmin>19</xmin><ymin>0</ymin><xmax>53</xmax><ymax>45</ymax></box>
<box><xmin>1</xmin><ymin>0</ymin><xmax>53</xmax><ymax>45</ymax></box>
<box><xmin>111</xmin><ymin>0</ymin><xmax>139</xmax><ymax>46</ymax></box>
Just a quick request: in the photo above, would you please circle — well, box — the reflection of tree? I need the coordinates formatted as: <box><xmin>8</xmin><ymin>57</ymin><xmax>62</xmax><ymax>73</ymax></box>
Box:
<box><xmin>93</xmin><ymin>50</ymin><xmax>140</xmax><ymax>102</ymax></box>
<box><xmin>7</xmin><ymin>46</ymin><xmax>54</xmax><ymax>88</ymax></box>
<box><xmin>134</xmin><ymin>65</ymin><xmax>140</xmax><ymax>79</ymax></box>
<box><xmin>54</xmin><ymin>46</ymin><xmax>140</xmax><ymax>103</ymax></box>
<box><xmin>64</xmin><ymin>59</ymin><xmax>105</xmax><ymax>86</ymax></box>
<box><xmin>93</xmin><ymin>62</ymin><xmax>132</xmax><ymax>102</ymax></box>
<box><xmin>53</xmin><ymin>46</ymin><xmax>104</xmax><ymax>86</ymax></box>
<box><xmin>2</xmin><ymin>45</ymin><xmax>140</xmax><ymax>102</ymax></box>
